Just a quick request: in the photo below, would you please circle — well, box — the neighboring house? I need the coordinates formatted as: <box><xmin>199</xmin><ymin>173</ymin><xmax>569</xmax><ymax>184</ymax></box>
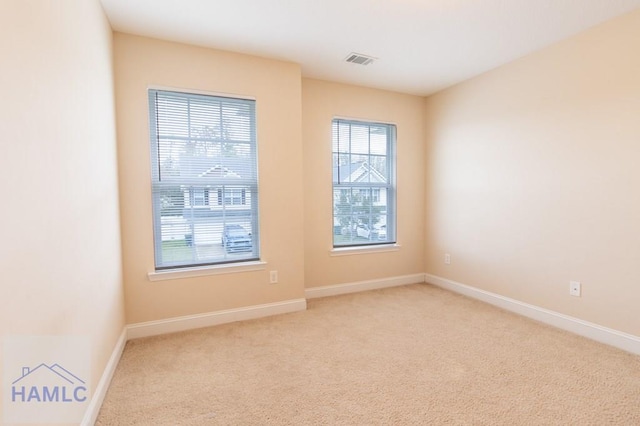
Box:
<box><xmin>160</xmin><ymin>163</ymin><xmax>254</xmax><ymax>243</ymax></box>
<box><xmin>333</xmin><ymin>161</ymin><xmax>388</xmax><ymax>231</ymax></box>
<box><xmin>333</xmin><ymin>161</ymin><xmax>387</xmax><ymax>204</ymax></box>
<box><xmin>183</xmin><ymin>165</ymin><xmax>251</xmax><ymax>213</ymax></box>
<box><xmin>333</xmin><ymin>161</ymin><xmax>386</xmax><ymax>183</ymax></box>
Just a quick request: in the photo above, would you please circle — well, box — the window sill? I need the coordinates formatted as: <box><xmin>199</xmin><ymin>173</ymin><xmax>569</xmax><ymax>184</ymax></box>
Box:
<box><xmin>148</xmin><ymin>261</ymin><xmax>267</xmax><ymax>282</ymax></box>
<box><xmin>330</xmin><ymin>244</ymin><xmax>401</xmax><ymax>257</ymax></box>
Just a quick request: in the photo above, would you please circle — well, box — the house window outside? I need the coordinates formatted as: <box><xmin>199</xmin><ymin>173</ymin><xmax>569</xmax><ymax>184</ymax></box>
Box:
<box><xmin>148</xmin><ymin>89</ymin><xmax>259</xmax><ymax>270</ymax></box>
<box><xmin>332</xmin><ymin>119</ymin><xmax>396</xmax><ymax>247</ymax></box>
<box><xmin>192</xmin><ymin>189</ymin><xmax>206</xmax><ymax>206</ymax></box>
<box><xmin>217</xmin><ymin>188</ymin><xmax>246</xmax><ymax>206</ymax></box>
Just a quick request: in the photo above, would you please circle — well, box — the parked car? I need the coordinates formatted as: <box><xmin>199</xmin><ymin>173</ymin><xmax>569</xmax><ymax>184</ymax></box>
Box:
<box><xmin>355</xmin><ymin>223</ymin><xmax>387</xmax><ymax>241</ymax></box>
<box><xmin>376</xmin><ymin>225</ymin><xmax>387</xmax><ymax>241</ymax></box>
<box><xmin>222</xmin><ymin>224</ymin><xmax>252</xmax><ymax>252</ymax></box>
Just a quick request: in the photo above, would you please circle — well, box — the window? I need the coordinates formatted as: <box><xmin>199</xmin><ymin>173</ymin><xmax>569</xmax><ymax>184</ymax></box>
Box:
<box><xmin>148</xmin><ymin>89</ymin><xmax>259</xmax><ymax>270</ymax></box>
<box><xmin>332</xmin><ymin>119</ymin><xmax>396</xmax><ymax>247</ymax></box>
<box><xmin>217</xmin><ymin>188</ymin><xmax>246</xmax><ymax>206</ymax></box>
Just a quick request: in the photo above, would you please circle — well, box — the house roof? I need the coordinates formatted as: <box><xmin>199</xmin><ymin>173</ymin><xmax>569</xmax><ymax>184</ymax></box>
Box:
<box><xmin>198</xmin><ymin>165</ymin><xmax>241</xmax><ymax>178</ymax></box>
<box><xmin>333</xmin><ymin>162</ymin><xmax>386</xmax><ymax>183</ymax></box>
<box><xmin>170</xmin><ymin>157</ymin><xmax>253</xmax><ymax>179</ymax></box>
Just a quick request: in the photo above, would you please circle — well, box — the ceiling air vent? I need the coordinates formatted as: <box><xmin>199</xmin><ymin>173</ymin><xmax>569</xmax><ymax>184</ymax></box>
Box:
<box><xmin>345</xmin><ymin>52</ymin><xmax>376</xmax><ymax>66</ymax></box>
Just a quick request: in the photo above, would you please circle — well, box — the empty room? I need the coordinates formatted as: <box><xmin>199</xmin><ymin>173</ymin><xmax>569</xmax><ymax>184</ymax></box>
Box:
<box><xmin>2</xmin><ymin>0</ymin><xmax>640</xmax><ymax>424</ymax></box>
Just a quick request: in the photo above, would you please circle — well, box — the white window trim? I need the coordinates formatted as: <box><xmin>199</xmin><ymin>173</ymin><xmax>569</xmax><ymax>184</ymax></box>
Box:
<box><xmin>331</xmin><ymin>118</ymin><xmax>397</xmax><ymax>249</ymax></box>
<box><xmin>333</xmin><ymin>115</ymin><xmax>397</xmax><ymax>126</ymax></box>
<box><xmin>330</xmin><ymin>244</ymin><xmax>401</xmax><ymax>257</ymax></box>
<box><xmin>148</xmin><ymin>261</ymin><xmax>267</xmax><ymax>281</ymax></box>
<box><xmin>148</xmin><ymin>88</ymin><xmax>260</xmax><ymax>270</ymax></box>
<box><xmin>148</xmin><ymin>85</ymin><xmax>256</xmax><ymax>101</ymax></box>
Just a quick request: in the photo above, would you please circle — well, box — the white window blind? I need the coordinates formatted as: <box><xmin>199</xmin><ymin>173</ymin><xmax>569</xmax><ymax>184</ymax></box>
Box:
<box><xmin>332</xmin><ymin>119</ymin><xmax>396</xmax><ymax>247</ymax></box>
<box><xmin>148</xmin><ymin>89</ymin><xmax>259</xmax><ymax>270</ymax></box>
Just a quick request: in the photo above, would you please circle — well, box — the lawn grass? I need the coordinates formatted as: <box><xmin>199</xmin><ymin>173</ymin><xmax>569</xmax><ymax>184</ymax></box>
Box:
<box><xmin>333</xmin><ymin>234</ymin><xmax>370</xmax><ymax>245</ymax></box>
<box><xmin>162</xmin><ymin>240</ymin><xmax>194</xmax><ymax>263</ymax></box>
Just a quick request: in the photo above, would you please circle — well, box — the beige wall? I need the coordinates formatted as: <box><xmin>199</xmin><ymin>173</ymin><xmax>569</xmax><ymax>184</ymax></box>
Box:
<box><xmin>424</xmin><ymin>9</ymin><xmax>640</xmax><ymax>335</ymax></box>
<box><xmin>0</xmin><ymin>0</ymin><xmax>125</xmax><ymax>411</ymax></box>
<box><xmin>303</xmin><ymin>79</ymin><xmax>426</xmax><ymax>288</ymax></box>
<box><xmin>114</xmin><ymin>34</ymin><xmax>305</xmax><ymax>323</ymax></box>
<box><xmin>114</xmin><ymin>36</ymin><xmax>426</xmax><ymax>322</ymax></box>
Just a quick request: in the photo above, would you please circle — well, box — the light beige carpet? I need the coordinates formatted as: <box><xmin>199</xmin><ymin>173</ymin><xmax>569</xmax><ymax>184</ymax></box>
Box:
<box><xmin>97</xmin><ymin>284</ymin><xmax>640</xmax><ymax>425</ymax></box>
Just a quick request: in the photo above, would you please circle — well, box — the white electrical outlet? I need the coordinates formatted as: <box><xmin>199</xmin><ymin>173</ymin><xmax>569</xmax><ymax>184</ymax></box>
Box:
<box><xmin>569</xmin><ymin>281</ymin><xmax>581</xmax><ymax>297</ymax></box>
<box><xmin>269</xmin><ymin>271</ymin><xmax>278</xmax><ymax>284</ymax></box>
<box><xmin>444</xmin><ymin>253</ymin><xmax>451</xmax><ymax>265</ymax></box>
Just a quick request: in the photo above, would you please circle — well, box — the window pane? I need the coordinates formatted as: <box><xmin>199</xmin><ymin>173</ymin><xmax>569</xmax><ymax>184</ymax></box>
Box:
<box><xmin>149</xmin><ymin>90</ymin><xmax>259</xmax><ymax>269</ymax></box>
<box><xmin>370</xmin><ymin>126</ymin><xmax>387</xmax><ymax>155</ymax></box>
<box><xmin>332</xmin><ymin>119</ymin><xmax>395</xmax><ymax>247</ymax></box>
<box><xmin>369</xmin><ymin>155</ymin><xmax>388</xmax><ymax>183</ymax></box>
<box><xmin>332</xmin><ymin>121</ymin><xmax>350</xmax><ymax>153</ymax></box>
<box><xmin>350</xmin><ymin>124</ymin><xmax>369</xmax><ymax>155</ymax></box>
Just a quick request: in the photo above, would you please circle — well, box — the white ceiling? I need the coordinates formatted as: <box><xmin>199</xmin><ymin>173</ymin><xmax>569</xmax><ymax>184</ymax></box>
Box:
<box><xmin>100</xmin><ymin>0</ymin><xmax>640</xmax><ymax>96</ymax></box>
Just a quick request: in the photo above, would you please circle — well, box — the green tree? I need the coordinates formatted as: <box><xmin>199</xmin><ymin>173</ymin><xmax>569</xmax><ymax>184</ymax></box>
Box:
<box><xmin>357</xmin><ymin>194</ymin><xmax>384</xmax><ymax>228</ymax></box>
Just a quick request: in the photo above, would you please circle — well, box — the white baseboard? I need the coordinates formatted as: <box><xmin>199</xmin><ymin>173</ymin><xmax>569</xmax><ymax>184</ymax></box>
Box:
<box><xmin>81</xmin><ymin>328</ymin><xmax>127</xmax><ymax>426</ymax></box>
<box><xmin>305</xmin><ymin>273</ymin><xmax>426</xmax><ymax>299</ymax></box>
<box><xmin>126</xmin><ymin>298</ymin><xmax>307</xmax><ymax>340</ymax></box>
<box><xmin>425</xmin><ymin>273</ymin><xmax>640</xmax><ymax>356</ymax></box>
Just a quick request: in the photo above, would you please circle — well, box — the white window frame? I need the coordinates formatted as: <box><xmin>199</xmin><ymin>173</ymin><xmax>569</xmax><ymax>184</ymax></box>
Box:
<box><xmin>148</xmin><ymin>88</ymin><xmax>260</xmax><ymax>270</ymax></box>
<box><xmin>332</xmin><ymin>118</ymin><xmax>396</xmax><ymax>248</ymax></box>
